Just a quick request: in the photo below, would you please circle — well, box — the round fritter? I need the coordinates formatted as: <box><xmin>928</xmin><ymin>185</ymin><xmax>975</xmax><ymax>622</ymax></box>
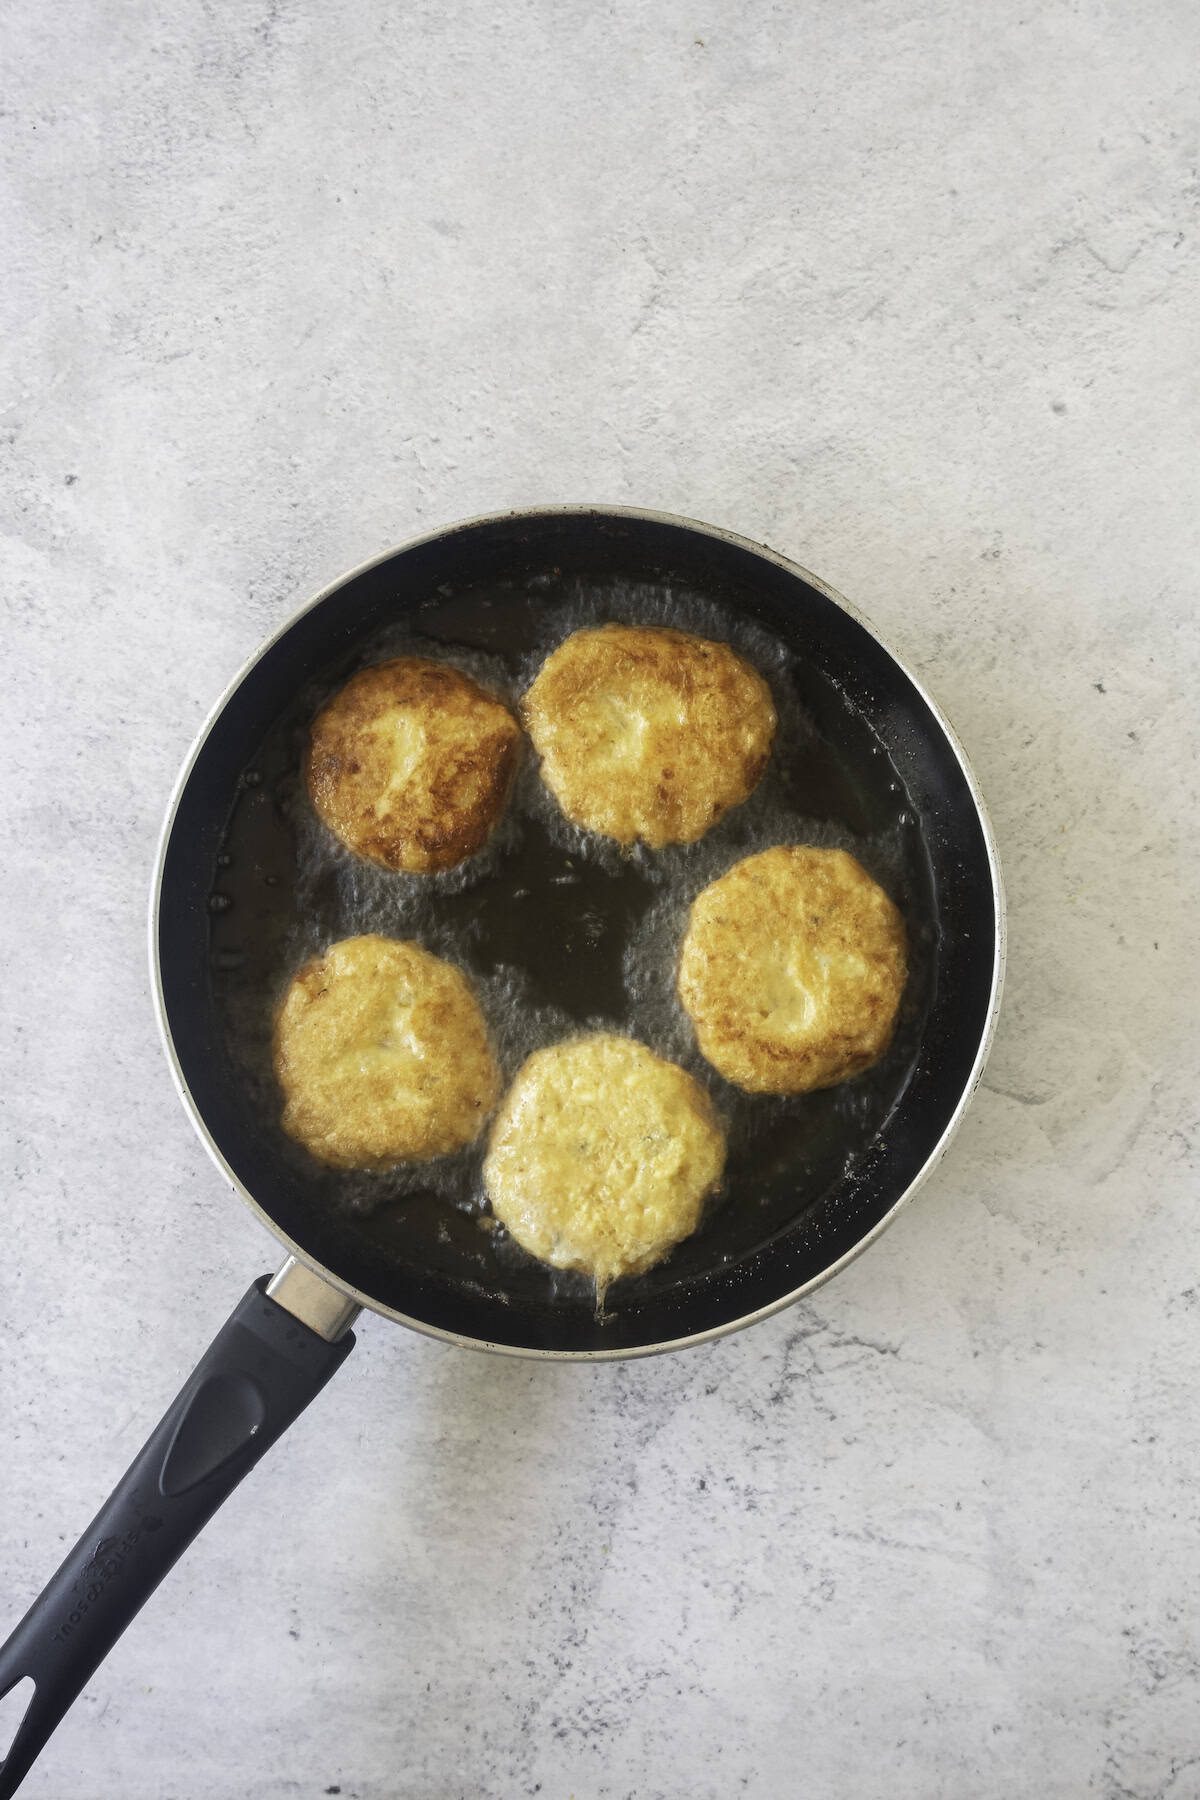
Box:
<box><xmin>273</xmin><ymin>934</ymin><xmax>500</xmax><ymax>1168</ymax></box>
<box><xmin>483</xmin><ymin>1034</ymin><xmax>726</xmax><ymax>1287</ymax></box>
<box><xmin>678</xmin><ymin>847</ymin><xmax>908</xmax><ymax>1094</ymax></box>
<box><xmin>306</xmin><ymin>657</ymin><xmax>521</xmax><ymax>873</ymax></box>
<box><xmin>522</xmin><ymin>624</ymin><xmax>776</xmax><ymax>849</ymax></box>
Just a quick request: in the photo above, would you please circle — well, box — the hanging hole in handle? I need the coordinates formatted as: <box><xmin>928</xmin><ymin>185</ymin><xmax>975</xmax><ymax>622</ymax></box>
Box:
<box><xmin>0</xmin><ymin>1677</ymin><xmax>36</xmax><ymax>1762</ymax></box>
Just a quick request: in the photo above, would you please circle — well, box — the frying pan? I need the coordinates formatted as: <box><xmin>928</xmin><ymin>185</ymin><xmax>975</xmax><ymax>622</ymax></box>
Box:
<box><xmin>0</xmin><ymin>506</ymin><xmax>1003</xmax><ymax>1794</ymax></box>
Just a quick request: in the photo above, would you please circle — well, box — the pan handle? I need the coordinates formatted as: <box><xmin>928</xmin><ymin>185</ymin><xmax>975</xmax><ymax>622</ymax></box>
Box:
<box><xmin>0</xmin><ymin>1275</ymin><xmax>355</xmax><ymax>1798</ymax></box>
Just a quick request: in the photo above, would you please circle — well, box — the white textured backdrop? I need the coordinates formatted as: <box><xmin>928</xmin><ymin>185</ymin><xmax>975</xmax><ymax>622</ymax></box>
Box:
<box><xmin>3</xmin><ymin>2</ymin><xmax>1199</xmax><ymax>1796</ymax></box>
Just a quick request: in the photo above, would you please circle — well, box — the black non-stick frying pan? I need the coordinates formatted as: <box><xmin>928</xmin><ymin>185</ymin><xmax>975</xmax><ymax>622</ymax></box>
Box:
<box><xmin>0</xmin><ymin>507</ymin><xmax>1003</xmax><ymax>1794</ymax></box>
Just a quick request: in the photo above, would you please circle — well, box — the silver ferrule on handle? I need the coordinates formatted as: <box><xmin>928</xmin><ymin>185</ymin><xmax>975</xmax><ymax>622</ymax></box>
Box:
<box><xmin>266</xmin><ymin>1258</ymin><xmax>361</xmax><ymax>1342</ymax></box>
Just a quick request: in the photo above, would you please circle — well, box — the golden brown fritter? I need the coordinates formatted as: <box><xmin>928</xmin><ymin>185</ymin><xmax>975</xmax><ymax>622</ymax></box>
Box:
<box><xmin>522</xmin><ymin>624</ymin><xmax>776</xmax><ymax>849</ymax></box>
<box><xmin>273</xmin><ymin>934</ymin><xmax>500</xmax><ymax>1168</ymax></box>
<box><xmin>678</xmin><ymin>847</ymin><xmax>908</xmax><ymax>1093</ymax></box>
<box><xmin>483</xmin><ymin>1034</ymin><xmax>725</xmax><ymax>1287</ymax></box>
<box><xmin>306</xmin><ymin>657</ymin><xmax>521</xmax><ymax>874</ymax></box>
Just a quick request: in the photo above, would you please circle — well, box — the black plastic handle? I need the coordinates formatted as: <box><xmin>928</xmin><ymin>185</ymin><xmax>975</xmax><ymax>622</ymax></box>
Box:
<box><xmin>0</xmin><ymin>1277</ymin><xmax>354</xmax><ymax>1798</ymax></box>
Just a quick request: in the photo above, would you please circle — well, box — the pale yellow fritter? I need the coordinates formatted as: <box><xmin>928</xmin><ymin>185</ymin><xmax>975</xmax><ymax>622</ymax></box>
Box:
<box><xmin>306</xmin><ymin>657</ymin><xmax>521</xmax><ymax>873</ymax></box>
<box><xmin>273</xmin><ymin>935</ymin><xmax>500</xmax><ymax>1168</ymax></box>
<box><xmin>522</xmin><ymin>624</ymin><xmax>776</xmax><ymax>849</ymax></box>
<box><xmin>678</xmin><ymin>847</ymin><xmax>908</xmax><ymax>1094</ymax></box>
<box><xmin>483</xmin><ymin>1035</ymin><xmax>725</xmax><ymax>1286</ymax></box>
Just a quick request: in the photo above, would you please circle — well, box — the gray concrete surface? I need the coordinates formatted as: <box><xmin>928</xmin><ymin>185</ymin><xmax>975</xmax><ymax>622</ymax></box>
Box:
<box><xmin>3</xmin><ymin>2</ymin><xmax>1199</xmax><ymax>1796</ymax></box>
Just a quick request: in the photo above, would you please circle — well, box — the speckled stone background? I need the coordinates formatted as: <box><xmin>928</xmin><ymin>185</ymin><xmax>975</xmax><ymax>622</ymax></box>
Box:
<box><xmin>3</xmin><ymin>2</ymin><xmax>1199</xmax><ymax>1797</ymax></box>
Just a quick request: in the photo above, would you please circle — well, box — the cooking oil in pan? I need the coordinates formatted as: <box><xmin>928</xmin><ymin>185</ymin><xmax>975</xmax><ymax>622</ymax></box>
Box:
<box><xmin>207</xmin><ymin>574</ymin><xmax>935</xmax><ymax>1313</ymax></box>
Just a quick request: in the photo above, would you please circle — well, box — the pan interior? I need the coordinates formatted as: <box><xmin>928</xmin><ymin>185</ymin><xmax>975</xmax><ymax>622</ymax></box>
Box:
<box><xmin>159</xmin><ymin>513</ymin><xmax>997</xmax><ymax>1353</ymax></box>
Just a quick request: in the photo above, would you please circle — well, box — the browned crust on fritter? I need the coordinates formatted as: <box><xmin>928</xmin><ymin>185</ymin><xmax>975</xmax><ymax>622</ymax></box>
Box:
<box><xmin>306</xmin><ymin>657</ymin><xmax>522</xmax><ymax>873</ymax></box>
<box><xmin>522</xmin><ymin>624</ymin><xmax>776</xmax><ymax>849</ymax></box>
<box><xmin>678</xmin><ymin>846</ymin><xmax>908</xmax><ymax>1094</ymax></box>
<box><xmin>273</xmin><ymin>934</ymin><xmax>500</xmax><ymax>1169</ymax></box>
<box><xmin>482</xmin><ymin>1033</ymin><xmax>726</xmax><ymax>1284</ymax></box>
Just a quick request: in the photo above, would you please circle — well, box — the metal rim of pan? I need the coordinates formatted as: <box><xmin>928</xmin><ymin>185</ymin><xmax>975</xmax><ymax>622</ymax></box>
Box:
<box><xmin>149</xmin><ymin>504</ymin><xmax>1007</xmax><ymax>1361</ymax></box>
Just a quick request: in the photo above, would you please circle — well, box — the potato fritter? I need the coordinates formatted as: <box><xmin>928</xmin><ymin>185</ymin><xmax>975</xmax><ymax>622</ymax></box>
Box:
<box><xmin>273</xmin><ymin>935</ymin><xmax>500</xmax><ymax>1168</ymax></box>
<box><xmin>522</xmin><ymin>624</ymin><xmax>776</xmax><ymax>849</ymax></box>
<box><xmin>483</xmin><ymin>1034</ymin><xmax>725</xmax><ymax>1287</ymax></box>
<box><xmin>678</xmin><ymin>847</ymin><xmax>908</xmax><ymax>1093</ymax></box>
<box><xmin>306</xmin><ymin>657</ymin><xmax>521</xmax><ymax>873</ymax></box>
